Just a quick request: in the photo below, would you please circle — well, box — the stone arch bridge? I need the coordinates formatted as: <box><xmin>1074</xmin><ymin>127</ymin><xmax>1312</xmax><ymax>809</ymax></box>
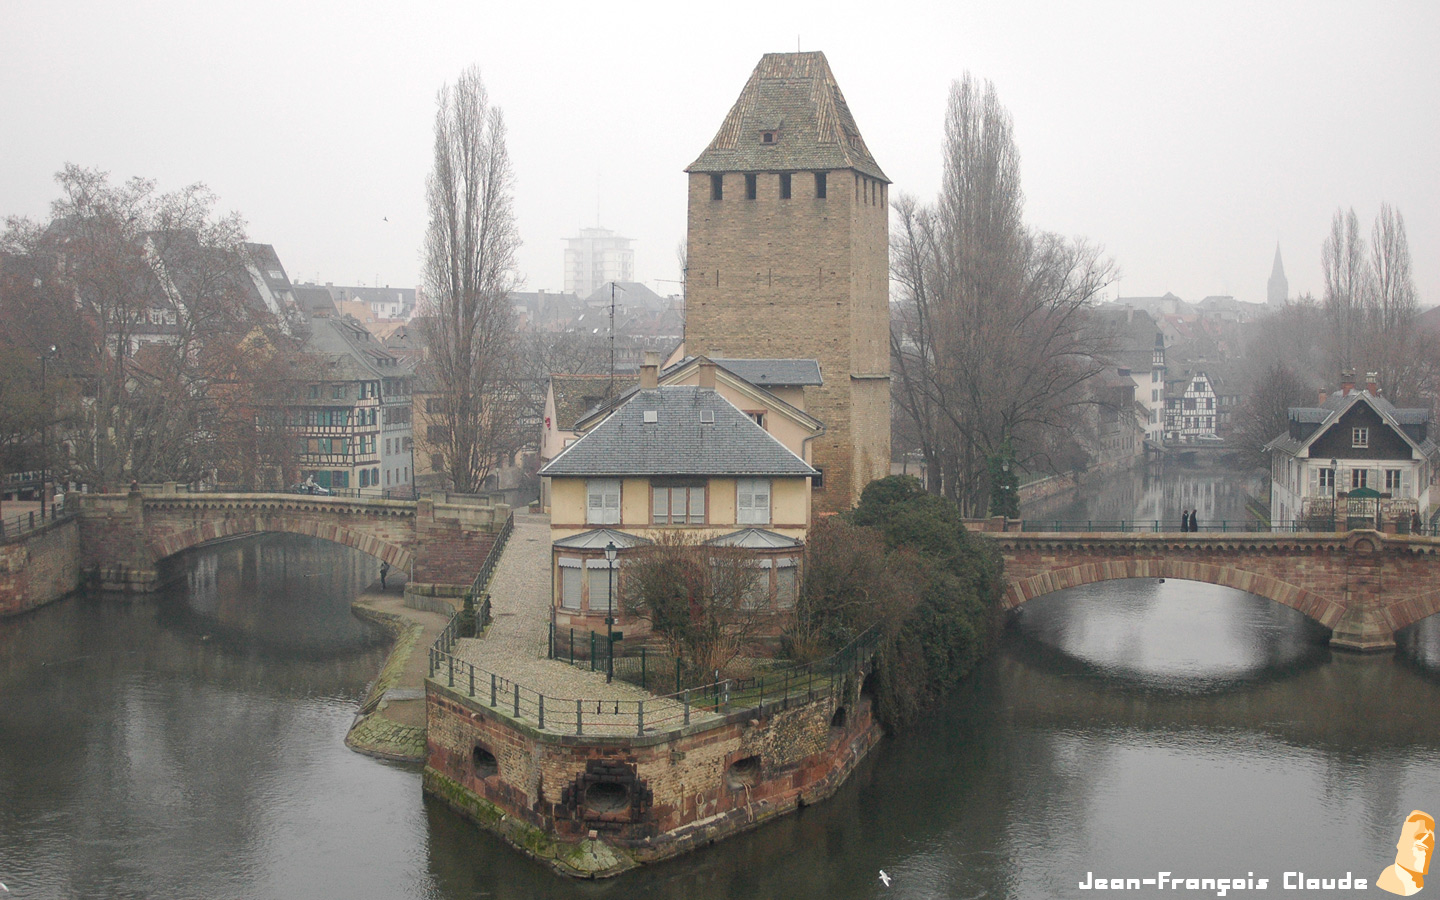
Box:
<box><xmin>985</xmin><ymin>530</ymin><xmax>1440</xmax><ymax>651</ymax></box>
<box><xmin>76</xmin><ymin>488</ymin><xmax>507</xmax><ymax>596</ymax></box>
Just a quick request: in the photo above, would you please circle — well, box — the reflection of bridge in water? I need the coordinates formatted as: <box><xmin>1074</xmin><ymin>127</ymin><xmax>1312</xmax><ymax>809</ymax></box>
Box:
<box><xmin>995</xmin><ymin>650</ymin><xmax>1440</xmax><ymax>746</ymax></box>
<box><xmin>982</xmin><ymin>529</ymin><xmax>1440</xmax><ymax>651</ymax></box>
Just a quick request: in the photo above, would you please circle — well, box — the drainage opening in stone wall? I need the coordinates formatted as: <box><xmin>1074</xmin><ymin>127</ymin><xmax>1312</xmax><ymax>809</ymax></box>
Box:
<box><xmin>584</xmin><ymin>781</ymin><xmax>630</xmax><ymax>814</ymax></box>
<box><xmin>830</xmin><ymin>705</ymin><xmax>848</xmax><ymax>729</ymax></box>
<box><xmin>726</xmin><ymin>755</ymin><xmax>760</xmax><ymax>791</ymax></box>
<box><xmin>472</xmin><ymin>744</ymin><xmax>498</xmax><ymax>778</ymax></box>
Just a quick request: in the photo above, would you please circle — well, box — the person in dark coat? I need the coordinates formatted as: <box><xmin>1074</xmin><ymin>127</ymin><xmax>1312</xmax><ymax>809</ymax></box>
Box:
<box><xmin>1180</xmin><ymin>509</ymin><xmax>1191</xmax><ymax>532</ymax></box>
<box><xmin>379</xmin><ymin>561</ymin><xmax>390</xmax><ymax>590</ymax></box>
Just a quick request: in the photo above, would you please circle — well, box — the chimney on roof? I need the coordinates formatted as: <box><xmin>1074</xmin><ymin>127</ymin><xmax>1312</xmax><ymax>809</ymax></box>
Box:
<box><xmin>1366</xmin><ymin>372</ymin><xmax>1380</xmax><ymax>395</ymax></box>
<box><xmin>698</xmin><ymin>359</ymin><xmax>717</xmax><ymax>390</ymax></box>
<box><xmin>1319</xmin><ymin>391</ymin><xmax>1328</xmax><ymax>405</ymax></box>
<box><xmin>1341</xmin><ymin>370</ymin><xmax>1356</xmax><ymax>396</ymax></box>
<box><xmin>640</xmin><ymin>350</ymin><xmax>660</xmax><ymax>389</ymax></box>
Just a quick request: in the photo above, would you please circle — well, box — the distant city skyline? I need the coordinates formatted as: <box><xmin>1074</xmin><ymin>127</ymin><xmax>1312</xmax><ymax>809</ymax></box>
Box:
<box><xmin>3</xmin><ymin>2</ymin><xmax>1436</xmax><ymax>307</ymax></box>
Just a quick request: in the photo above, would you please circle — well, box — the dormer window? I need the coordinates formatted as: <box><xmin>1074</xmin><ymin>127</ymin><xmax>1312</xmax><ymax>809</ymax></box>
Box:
<box><xmin>761</xmin><ymin>131</ymin><xmax>777</xmax><ymax>144</ymax></box>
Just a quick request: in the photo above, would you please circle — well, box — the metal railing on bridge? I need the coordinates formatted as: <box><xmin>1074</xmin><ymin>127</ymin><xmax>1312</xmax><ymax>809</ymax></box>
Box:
<box><xmin>429</xmin><ymin>617</ymin><xmax>879</xmax><ymax>737</ymax></box>
<box><xmin>0</xmin><ymin>505</ymin><xmax>76</xmax><ymax>542</ymax></box>
<box><xmin>123</xmin><ymin>482</ymin><xmax>416</xmax><ymax>501</ymax></box>
<box><xmin>1018</xmin><ymin>519</ymin><xmax>1440</xmax><ymax>536</ymax></box>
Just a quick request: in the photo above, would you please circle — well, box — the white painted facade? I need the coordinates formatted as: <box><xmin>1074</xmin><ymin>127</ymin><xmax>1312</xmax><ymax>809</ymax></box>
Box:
<box><xmin>1164</xmin><ymin>372</ymin><xmax>1219</xmax><ymax>443</ymax></box>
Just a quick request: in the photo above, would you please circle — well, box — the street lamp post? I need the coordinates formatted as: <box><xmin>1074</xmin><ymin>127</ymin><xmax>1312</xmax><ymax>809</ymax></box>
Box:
<box><xmin>39</xmin><ymin>345</ymin><xmax>57</xmax><ymax>520</ymax></box>
<box><xmin>604</xmin><ymin>541</ymin><xmax>617</xmax><ymax>683</ymax></box>
<box><xmin>1001</xmin><ymin>459</ymin><xmax>1011</xmax><ymax>531</ymax></box>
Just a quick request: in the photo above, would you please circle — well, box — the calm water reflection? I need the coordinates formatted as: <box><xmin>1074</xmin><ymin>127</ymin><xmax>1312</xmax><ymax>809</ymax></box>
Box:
<box><xmin>5</xmin><ymin>536</ymin><xmax>1440</xmax><ymax>898</ymax></box>
<box><xmin>1026</xmin><ymin>460</ymin><xmax>1265</xmax><ymax>526</ymax></box>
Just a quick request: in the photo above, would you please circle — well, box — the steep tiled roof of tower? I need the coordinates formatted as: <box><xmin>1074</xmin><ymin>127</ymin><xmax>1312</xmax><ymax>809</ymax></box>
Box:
<box><xmin>687</xmin><ymin>51</ymin><xmax>888</xmax><ymax>182</ymax></box>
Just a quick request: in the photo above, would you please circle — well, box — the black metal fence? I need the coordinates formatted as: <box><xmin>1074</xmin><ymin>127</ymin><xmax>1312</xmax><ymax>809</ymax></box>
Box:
<box><xmin>0</xmin><ymin>506</ymin><xmax>76</xmax><ymax>542</ymax></box>
<box><xmin>430</xmin><ymin>620</ymin><xmax>880</xmax><ymax>737</ymax></box>
<box><xmin>461</xmin><ymin>510</ymin><xmax>514</xmax><ymax>634</ymax></box>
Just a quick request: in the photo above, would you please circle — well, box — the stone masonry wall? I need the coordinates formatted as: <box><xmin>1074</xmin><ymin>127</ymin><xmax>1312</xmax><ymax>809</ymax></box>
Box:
<box><xmin>684</xmin><ymin>170</ymin><xmax>890</xmax><ymax>513</ymax></box>
<box><xmin>75</xmin><ymin>491</ymin><xmax>505</xmax><ymax>595</ymax></box>
<box><xmin>0</xmin><ymin>517</ymin><xmax>80</xmax><ymax>617</ymax></box>
<box><xmin>425</xmin><ymin>673</ymin><xmax>881</xmax><ymax>871</ymax></box>
<box><xmin>991</xmin><ymin>530</ymin><xmax>1440</xmax><ymax>650</ymax></box>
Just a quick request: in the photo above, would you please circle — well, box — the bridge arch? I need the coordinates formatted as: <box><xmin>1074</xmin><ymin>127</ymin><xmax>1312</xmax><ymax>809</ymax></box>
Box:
<box><xmin>147</xmin><ymin>517</ymin><xmax>415</xmax><ymax>572</ymax></box>
<box><xmin>1004</xmin><ymin>559</ymin><xmax>1346</xmax><ymax>630</ymax></box>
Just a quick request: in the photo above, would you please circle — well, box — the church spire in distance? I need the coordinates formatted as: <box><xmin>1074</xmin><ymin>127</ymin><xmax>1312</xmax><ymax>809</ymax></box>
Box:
<box><xmin>1267</xmin><ymin>243</ymin><xmax>1288</xmax><ymax>305</ymax></box>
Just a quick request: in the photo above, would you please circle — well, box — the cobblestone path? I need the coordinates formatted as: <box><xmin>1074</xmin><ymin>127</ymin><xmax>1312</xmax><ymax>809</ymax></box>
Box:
<box><xmin>451</xmin><ymin>512</ymin><xmax>716</xmax><ymax>735</ymax></box>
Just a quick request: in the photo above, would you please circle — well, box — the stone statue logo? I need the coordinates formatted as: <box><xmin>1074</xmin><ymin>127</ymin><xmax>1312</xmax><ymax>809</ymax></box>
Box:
<box><xmin>1379</xmin><ymin>810</ymin><xmax>1436</xmax><ymax>896</ymax></box>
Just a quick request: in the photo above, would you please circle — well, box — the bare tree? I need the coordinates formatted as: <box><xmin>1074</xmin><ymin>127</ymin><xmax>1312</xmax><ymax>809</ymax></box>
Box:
<box><xmin>890</xmin><ymin>74</ymin><xmax>1116</xmax><ymax>514</ymax></box>
<box><xmin>2</xmin><ymin>166</ymin><xmax>269</xmax><ymax>488</ymax></box>
<box><xmin>1317</xmin><ymin>204</ymin><xmax>1423</xmax><ymax>401</ymax></box>
<box><xmin>622</xmin><ymin>533</ymin><xmax>768</xmax><ymax>678</ymax></box>
<box><xmin>1233</xmin><ymin>363</ymin><xmax>1312</xmax><ymax>471</ymax></box>
<box><xmin>419</xmin><ymin>66</ymin><xmax>522</xmax><ymax>493</ymax></box>
<box><xmin>1364</xmin><ymin>203</ymin><xmax>1420</xmax><ymax>400</ymax></box>
<box><xmin>1321</xmin><ymin>207</ymin><xmax>1371</xmax><ymax>377</ymax></box>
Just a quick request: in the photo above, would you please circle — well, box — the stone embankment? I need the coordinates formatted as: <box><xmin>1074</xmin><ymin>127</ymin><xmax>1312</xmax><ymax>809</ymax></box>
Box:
<box><xmin>423</xmin><ymin>513</ymin><xmax>883</xmax><ymax>878</ymax></box>
<box><xmin>346</xmin><ymin>579</ymin><xmax>451</xmax><ymax>762</ymax></box>
<box><xmin>0</xmin><ymin>512</ymin><xmax>79</xmax><ymax>617</ymax></box>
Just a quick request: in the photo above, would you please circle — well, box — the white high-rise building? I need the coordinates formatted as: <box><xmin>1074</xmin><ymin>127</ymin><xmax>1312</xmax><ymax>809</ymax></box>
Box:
<box><xmin>563</xmin><ymin>227</ymin><xmax>634</xmax><ymax>299</ymax></box>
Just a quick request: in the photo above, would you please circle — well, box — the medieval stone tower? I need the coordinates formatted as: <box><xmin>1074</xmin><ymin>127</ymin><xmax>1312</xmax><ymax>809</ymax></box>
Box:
<box><xmin>684</xmin><ymin>51</ymin><xmax>891</xmax><ymax>512</ymax></box>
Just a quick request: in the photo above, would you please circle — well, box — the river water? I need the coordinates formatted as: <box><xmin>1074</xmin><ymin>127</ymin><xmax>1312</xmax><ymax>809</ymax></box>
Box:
<box><xmin>1024</xmin><ymin>457</ymin><xmax>1266</xmax><ymax>528</ymax></box>
<box><xmin>5</xmin><ymin>492</ymin><xmax>1440</xmax><ymax>898</ymax></box>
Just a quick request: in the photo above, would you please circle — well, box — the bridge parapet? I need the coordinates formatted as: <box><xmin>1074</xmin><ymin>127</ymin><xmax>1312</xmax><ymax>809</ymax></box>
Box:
<box><xmin>76</xmin><ymin>489</ymin><xmax>507</xmax><ymax>600</ymax></box>
<box><xmin>982</xmin><ymin>529</ymin><xmax>1440</xmax><ymax>652</ymax></box>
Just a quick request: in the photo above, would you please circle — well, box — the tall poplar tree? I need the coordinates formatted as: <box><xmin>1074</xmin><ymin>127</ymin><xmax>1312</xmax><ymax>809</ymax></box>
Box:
<box><xmin>419</xmin><ymin>66</ymin><xmax>522</xmax><ymax>493</ymax></box>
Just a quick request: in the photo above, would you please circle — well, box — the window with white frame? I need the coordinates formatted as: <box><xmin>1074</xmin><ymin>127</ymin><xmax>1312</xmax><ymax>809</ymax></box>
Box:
<box><xmin>586</xmin><ymin>560</ymin><xmax>614</xmax><ymax>611</ymax></box>
<box><xmin>1353</xmin><ymin>427</ymin><xmax>1369</xmax><ymax>448</ymax></box>
<box><xmin>740</xmin><ymin>565</ymin><xmax>768</xmax><ymax>608</ymax></box>
<box><xmin>559</xmin><ymin>561</ymin><xmax>583</xmax><ymax>609</ymax></box>
<box><xmin>1386</xmin><ymin>469</ymin><xmax>1403</xmax><ymax>491</ymax></box>
<box><xmin>1319</xmin><ymin>468</ymin><xmax>1334</xmax><ymax>491</ymax></box>
<box><xmin>652</xmin><ymin>481</ymin><xmax>705</xmax><ymax>524</ymax></box>
<box><xmin>775</xmin><ymin>559</ymin><xmax>798</xmax><ymax>608</ymax></box>
<box><xmin>586</xmin><ymin>479</ymin><xmax>621</xmax><ymax>524</ymax></box>
<box><xmin>736</xmin><ymin>478</ymin><xmax>771</xmax><ymax>525</ymax></box>
<box><xmin>1352</xmin><ymin>469</ymin><xmax>1368</xmax><ymax>489</ymax></box>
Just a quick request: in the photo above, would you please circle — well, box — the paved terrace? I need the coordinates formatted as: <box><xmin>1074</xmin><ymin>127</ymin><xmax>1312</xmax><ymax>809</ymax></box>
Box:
<box><xmin>450</xmin><ymin>512</ymin><xmax>718</xmax><ymax>736</ymax></box>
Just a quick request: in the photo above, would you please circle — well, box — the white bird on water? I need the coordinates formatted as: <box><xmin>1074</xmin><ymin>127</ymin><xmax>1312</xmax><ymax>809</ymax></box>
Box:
<box><xmin>879</xmin><ymin>870</ymin><xmax>892</xmax><ymax>887</ymax></box>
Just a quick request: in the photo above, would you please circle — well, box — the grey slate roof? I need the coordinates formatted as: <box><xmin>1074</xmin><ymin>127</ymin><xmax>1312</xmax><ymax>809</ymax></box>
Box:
<box><xmin>550</xmin><ymin>374</ymin><xmax>638</xmax><ymax>431</ymax></box>
<box><xmin>704</xmin><ymin>528</ymin><xmax>803</xmax><ymax>549</ymax></box>
<box><xmin>687</xmin><ymin>52</ymin><xmax>888</xmax><ymax>182</ymax></box>
<box><xmin>553</xmin><ymin>528</ymin><xmax>652</xmax><ymax>550</ymax></box>
<box><xmin>539</xmin><ymin>386</ymin><xmax>818</xmax><ymax>478</ymax></box>
<box><xmin>705</xmin><ymin>358</ymin><xmax>822</xmax><ymax>387</ymax></box>
<box><xmin>1267</xmin><ymin>389</ymin><xmax>1438</xmax><ymax>458</ymax></box>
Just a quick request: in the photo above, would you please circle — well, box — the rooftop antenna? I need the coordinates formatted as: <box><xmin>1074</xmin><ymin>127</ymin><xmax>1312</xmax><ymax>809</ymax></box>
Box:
<box><xmin>609</xmin><ymin>281</ymin><xmax>616</xmax><ymax>397</ymax></box>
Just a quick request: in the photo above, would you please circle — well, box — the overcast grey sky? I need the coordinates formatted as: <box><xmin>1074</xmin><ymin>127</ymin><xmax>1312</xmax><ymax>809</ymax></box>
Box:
<box><xmin>4</xmin><ymin>1</ymin><xmax>1437</xmax><ymax>306</ymax></box>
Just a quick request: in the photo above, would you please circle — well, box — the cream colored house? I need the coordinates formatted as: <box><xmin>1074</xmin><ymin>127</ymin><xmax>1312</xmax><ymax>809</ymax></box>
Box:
<box><xmin>538</xmin><ymin>357</ymin><xmax>821</xmax><ymax>636</ymax></box>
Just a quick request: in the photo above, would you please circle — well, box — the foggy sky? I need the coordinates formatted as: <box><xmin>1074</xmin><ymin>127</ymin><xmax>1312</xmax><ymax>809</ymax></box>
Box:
<box><xmin>3</xmin><ymin>1</ymin><xmax>1437</xmax><ymax>307</ymax></box>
